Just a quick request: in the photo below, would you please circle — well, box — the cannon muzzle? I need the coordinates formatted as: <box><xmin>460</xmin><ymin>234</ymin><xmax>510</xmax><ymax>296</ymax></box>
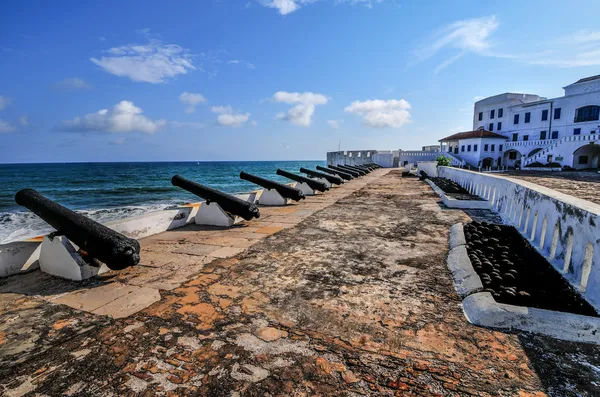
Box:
<box><xmin>299</xmin><ymin>168</ymin><xmax>343</xmax><ymax>185</ymax></box>
<box><xmin>276</xmin><ymin>169</ymin><xmax>329</xmax><ymax>192</ymax></box>
<box><xmin>172</xmin><ymin>175</ymin><xmax>260</xmax><ymax>221</ymax></box>
<box><xmin>316</xmin><ymin>165</ymin><xmax>353</xmax><ymax>181</ymax></box>
<box><xmin>240</xmin><ymin>171</ymin><xmax>305</xmax><ymax>202</ymax></box>
<box><xmin>15</xmin><ymin>188</ymin><xmax>140</xmax><ymax>270</ymax></box>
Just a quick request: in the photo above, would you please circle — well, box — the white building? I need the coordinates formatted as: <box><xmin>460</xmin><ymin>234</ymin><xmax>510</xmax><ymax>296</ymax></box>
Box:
<box><xmin>440</xmin><ymin>75</ymin><xmax>600</xmax><ymax>169</ymax></box>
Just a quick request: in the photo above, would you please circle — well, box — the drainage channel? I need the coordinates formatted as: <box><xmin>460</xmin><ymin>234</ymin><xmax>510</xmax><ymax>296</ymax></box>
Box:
<box><xmin>465</xmin><ymin>221</ymin><xmax>597</xmax><ymax>317</ymax></box>
<box><xmin>447</xmin><ymin>221</ymin><xmax>600</xmax><ymax>344</ymax></box>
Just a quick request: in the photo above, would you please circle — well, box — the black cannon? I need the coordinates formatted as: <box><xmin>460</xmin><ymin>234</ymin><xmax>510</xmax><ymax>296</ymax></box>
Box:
<box><xmin>276</xmin><ymin>169</ymin><xmax>329</xmax><ymax>192</ymax></box>
<box><xmin>316</xmin><ymin>165</ymin><xmax>353</xmax><ymax>181</ymax></box>
<box><xmin>328</xmin><ymin>165</ymin><xmax>359</xmax><ymax>178</ymax></box>
<box><xmin>350</xmin><ymin>164</ymin><xmax>372</xmax><ymax>174</ymax></box>
<box><xmin>299</xmin><ymin>168</ymin><xmax>344</xmax><ymax>185</ymax></box>
<box><xmin>172</xmin><ymin>175</ymin><xmax>260</xmax><ymax>220</ymax></box>
<box><xmin>15</xmin><ymin>189</ymin><xmax>140</xmax><ymax>271</ymax></box>
<box><xmin>338</xmin><ymin>165</ymin><xmax>366</xmax><ymax>176</ymax></box>
<box><xmin>240</xmin><ymin>171</ymin><xmax>305</xmax><ymax>202</ymax></box>
<box><xmin>352</xmin><ymin>165</ymin><xmax>371</xmax><ymax>173</ymax></box>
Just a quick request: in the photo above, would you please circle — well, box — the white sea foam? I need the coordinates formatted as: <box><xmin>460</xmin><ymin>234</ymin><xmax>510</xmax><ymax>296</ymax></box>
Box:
<box><xmin>0</xmin><ymin>201</ymin><xmax>184</xmax><ymax>245</ymax></box>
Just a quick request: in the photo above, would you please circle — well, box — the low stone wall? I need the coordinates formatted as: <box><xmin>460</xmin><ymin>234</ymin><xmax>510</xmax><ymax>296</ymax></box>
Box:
<box><xmin>438</xmin><ymin>166</ymin><xmax>600</xmax><ymax>311</ymax></box>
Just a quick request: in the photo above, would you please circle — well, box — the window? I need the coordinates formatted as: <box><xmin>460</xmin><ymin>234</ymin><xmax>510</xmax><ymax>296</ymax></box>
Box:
<box><xmin>578</xmin><ymin>156</ymin><xmax>589</xmax><ymax>165</ymax></box>
<box><xmin>461</xmin><ymin>145</ymin><xmax>465</xmax><ymax>152</ymax></box>
<box><xmin>574</xmin><ymin>105</ymin><xmax>600</xmax><ymax>123</ymax></box>
<box><xmin>523</xmin><ymin>135</ymin><xmax>529</xmax><ymax>141</ymax></box>
<box><xmin>551</xmin><ymin>131</ymin><xmax>559</xmax><ymax>139</ymax></box>
<box><xmin>498</xmin><ymin>108</ymin><xmax>503</xmax><ymax>118</ymax></box>
<box><xmin>499</xmin><ymin>145</ymin><xmax>503</xmax><ymax>151</ymax></box>
<box><xmin>524</xmin><ymin>112</ymin><xmax>531</xmax><ymax>123</ymax></box>
<box><xmin>454</xmin><ymin>147</ymin><xmax>458</xmax><ymax>154</ymax></box>
<box><xmin>512</xmin><ymin>133</ymin><xmax>518</xmax><ymax>141</ymax></box>
<box><xmin>509</xmin><ymin>151</ymin><xmax>517</xmax><ymax>160</ymax></box>
<box><xmin>467</xmin><ymin>145</ymin><xmax>471</xmax><ymax>152</ymax></box>
<box><xmin>478</xmin><ymin>112</ymin><xmax>483</xmax><ymax>121</ymax></box>
<box><xmin>484</xmin><ymin>144</ymin><xmax>489</xmax><ymax>151</ymax></box>
<box><xmin>541</xmin><ymin>109</ymin><xmax>548</xmax><ymax>121</ymax></box>
<box><xmin>514</xmin><ymin>114</ymin><xmax>519</xmax><ymax>124</ymax></box>
<box><xmin>497</xmin><ymin>122</ymin><xmax>502</xmax><ymax>131</ymax></box>
<box><xmin>474</xmin><ymin>144</ymin><xmax>478</xmax><ymax>151</ymax></box>
<box><xmin>491</xmin><ymin>144</ymin><xmax>496</xmax><ymax>152</ymax></box>
<box><xmin>554</xmin><ymin>108</ymin><xmax>561</xmax><ymax>119</ymax></box>
<box><xmin>574</xmin><ymin>128</ymin><xmax>581</xmax><ymax>135</ymax></box>
<box><xmin>490</xmin><ymin>109</ymin><xmax>495</xmax><ymax>119</ymax></box>
<box><xmin>540</xmin><ymin>131</ymin><xmax>547</xmax><ymax>140</ymax></box>
<box><xmin>489</xmin><ymin>123</ymin><xmax>493</xmax><ymax>131</ymax></box>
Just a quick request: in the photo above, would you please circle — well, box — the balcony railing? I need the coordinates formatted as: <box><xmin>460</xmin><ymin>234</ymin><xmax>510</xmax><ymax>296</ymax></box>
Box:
<box><xmin>504</xmin><ymin>139</ymin><xmax>558</xmax><ymax>148</ymax></box>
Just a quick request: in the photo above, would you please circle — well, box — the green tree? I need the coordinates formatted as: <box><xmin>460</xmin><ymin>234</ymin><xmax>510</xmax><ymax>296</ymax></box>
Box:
<box><xmin>436</xmin><ymin>155</ymin><xmax>451</xmax><ymax>167</ymax></box>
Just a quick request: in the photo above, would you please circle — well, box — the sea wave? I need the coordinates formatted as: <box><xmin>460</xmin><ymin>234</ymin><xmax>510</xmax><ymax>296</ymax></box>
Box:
<box><xmin>0</xmin><ymin>201</ymin><xmax>185</xmax><ymax>245</ymax></box>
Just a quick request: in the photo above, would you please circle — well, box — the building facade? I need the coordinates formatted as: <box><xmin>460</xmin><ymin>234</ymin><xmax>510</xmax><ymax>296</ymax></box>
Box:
<box><xmin>472</xmin><ymin>75</ymin><xmax>600</xmax><ymax>169</ymax></box>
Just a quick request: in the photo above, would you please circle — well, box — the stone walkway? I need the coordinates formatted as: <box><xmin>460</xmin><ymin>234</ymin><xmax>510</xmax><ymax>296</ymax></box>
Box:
<box><xmin>503</xmin><ymin>170</ymin><xmax>600</xmax><ymax>206</ymax></box>
<box><xmin>1</xmin><ymin>169</ymin><xmax>599</xmax><ymax>396</ymax></box>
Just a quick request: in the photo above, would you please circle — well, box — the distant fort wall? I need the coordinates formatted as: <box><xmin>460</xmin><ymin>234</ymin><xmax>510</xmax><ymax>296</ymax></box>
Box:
<box><xmin>439</xmin><ymin>166</ymin><xmax>600</xmax><ymax>311</ymax></box>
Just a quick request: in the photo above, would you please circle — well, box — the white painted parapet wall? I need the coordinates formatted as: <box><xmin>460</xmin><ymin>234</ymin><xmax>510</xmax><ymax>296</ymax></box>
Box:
<box><xmin>438</xmin><ymin>166</ymin><xmax>600</xmax><ymax>311</ymax></box>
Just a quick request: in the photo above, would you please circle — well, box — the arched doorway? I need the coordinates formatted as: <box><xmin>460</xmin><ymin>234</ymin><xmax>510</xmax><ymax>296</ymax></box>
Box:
<box><xmin>503</xmin><ymin>149</ymin><xmax>522</xmax><ymax>168</ymax></box>
<box><xmin>573</xmin><ymin>143</ymin><xmax>600</xmax><ymax>170</ymax></box>
<box><xmin>481</xmin><ymin>157</ymin><xmax>494</xmax><ymax>168</ymax></box>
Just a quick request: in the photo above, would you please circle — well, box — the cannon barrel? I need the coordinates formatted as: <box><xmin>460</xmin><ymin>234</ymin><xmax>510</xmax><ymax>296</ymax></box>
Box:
<box><xmin>240</xmin><ymin>171</ymin><xmax>305</xmax><ymax>202</ymax></box>
<box><xmin>172</xmin><ymin>175</ymin><xmax>260</xmax><ymax>221</ymax></box>
<box><xmin>299</xmin><ymin>168</ymin><xmax>344</xmax><ymax>185</ymax></box>
<box><xmin>14</xmin><ymin>188</ymin><xmax>140</xmax><ymax>270</ymax></box>
<box><xmin>328</xmin><ymin>165</ymin><xmax>359</xmax><ymax>178</ymax></box>
<box><xmin>338</xmin><ymin>165</ymin><xmax>366</xmax><ymax>176</ymax></box>
<box><xmin>316</xmin><ymin>165</ymin><xmax>353</xmax><ymax>181</ymax></box>
<box><xmin>347</xmin><ymin>164</ymin><xmax>371</xmax><ymax>174</ymax></box>
<box><xmin>276</xmin><ymin>169</ymin><xmax>329</xmax><ymax>192</ymax></box>
<box><xmin>352</xmin><ymin>165</ymin><xmax>371</xmax><ymax>173</ymax></box>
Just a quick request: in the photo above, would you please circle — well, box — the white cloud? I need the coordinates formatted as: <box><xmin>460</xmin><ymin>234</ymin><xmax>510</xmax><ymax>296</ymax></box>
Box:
<box><xmin>179</xmin><ymin>92</ymin><xmax>207</xmax><ymax>113</ymax></box>
<box><xmin>260</xmin><ymin>0</ymin><xmax>383</xmax><ymax>14</ymax></box>
<box><xmin>273</xmin><ymin>91</ymin><xmax>328</xmax><ymax>127</ymax></box>
<box><xmin>524</xmin><ymin>30</ymin><xmax>600</xmax><ymax>67</ymax></box>
<box><xmin>18</xmin><ymin>116</ymin><xmax>29</xmax><ymax>126</ymax></box>
<box><xmin>53</xmin><ymin>77</ymin><xmax>92</xmax><ymax>91</ymax></box>
<box><xmin>0</xmin><ymin>119</ymin><xmax>15</xmax><ymax>133</ymax></box>
<box><xmin>0</xmin><ymin>96</ymin><xmax>11</xmax><ymax>111</ymax></box>
<box><xmin>212</xmin><ymin>105</ymin><xmax>251</xmax><ymax>127</ymax></box>
<box><xmin>91</xmin><ymin>39</ymin><xmax>195</xmax><ymax>83</ymax></box>
<box><xmin>228</xmin><ymin>59</ymin><xmax>256</xmax><ymax>69</ymax></box>
<box><xmin>260</xmin><ymin>0</ymin><xmax>309</xmax><ymax>15</ymax></box>
<box><xmin>57</xmin><ymin>100</ymin><xmax>166</xmax><ymax>133</ymax></box>
<box><xmin>415</xmin><ymin>16</ymin><xmax>499</xmax><ymax>73</ymax></box>
<box><xmin>344</xmin><ymin>99</ymin><xmax>411</xmax><ymax>128</ymax></box>
<box><xmin>327</xmin><ymin>120</ymin><xmax>342</xmax><ymax>129</ymax></box>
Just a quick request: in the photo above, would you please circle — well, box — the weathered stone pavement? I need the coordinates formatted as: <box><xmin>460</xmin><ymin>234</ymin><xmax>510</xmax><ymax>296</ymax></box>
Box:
<box><xmin>1</xmin><ymin>169</ymin><xmax>599</xmax><ymax>396</ymax></box>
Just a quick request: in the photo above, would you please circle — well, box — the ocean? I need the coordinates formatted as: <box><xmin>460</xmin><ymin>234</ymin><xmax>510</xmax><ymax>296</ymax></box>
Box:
<box><xmin>0</xmin><ymin>161</ymin><xmax>325</xmax><ymax>244</ymax></box>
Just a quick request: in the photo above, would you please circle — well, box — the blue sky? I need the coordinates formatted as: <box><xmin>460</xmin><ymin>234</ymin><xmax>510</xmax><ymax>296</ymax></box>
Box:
<box><xmin>1</xmin><ymin>0</ymin><xmax>600</xmax><ymax>163</ymax></box>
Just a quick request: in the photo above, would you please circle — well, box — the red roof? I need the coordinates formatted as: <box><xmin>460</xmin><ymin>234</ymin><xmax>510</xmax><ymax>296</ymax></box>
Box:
<box><xmin>438</xmin><ymin>129</ymin><xmax>508</xmax><ymax>142</ymax></box>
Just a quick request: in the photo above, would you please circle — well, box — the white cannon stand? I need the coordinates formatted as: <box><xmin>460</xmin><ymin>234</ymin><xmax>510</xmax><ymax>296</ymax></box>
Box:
<box><xmin>195</xmin><ymin>201</ymin><xmax>243</xmax><ymax>227</ymax></box>
<box><xmin>294</xmin><ymin>182</ymin><xmax>316</xmax><ymax>196</ymax></box>
<box><xmin>257</xmin><ymin>189</ymin><xmax>290</xmax><ymax>206</ymax></box>
<box><xmin>39</xmin><ymin>236</ymin><xmax>109</xmax><ymax>281</ymax></box>
<box><xmin>312</xmin><ymin>177</ymin><xmax>332</xmax><ymax>189</ymax></box>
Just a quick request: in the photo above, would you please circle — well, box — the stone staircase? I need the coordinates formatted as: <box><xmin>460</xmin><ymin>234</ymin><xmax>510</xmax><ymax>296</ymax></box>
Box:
<box><xmin>523</xmin><ymin>134</ymin><xmax>600</xmax><ymax>166</ymax></box>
